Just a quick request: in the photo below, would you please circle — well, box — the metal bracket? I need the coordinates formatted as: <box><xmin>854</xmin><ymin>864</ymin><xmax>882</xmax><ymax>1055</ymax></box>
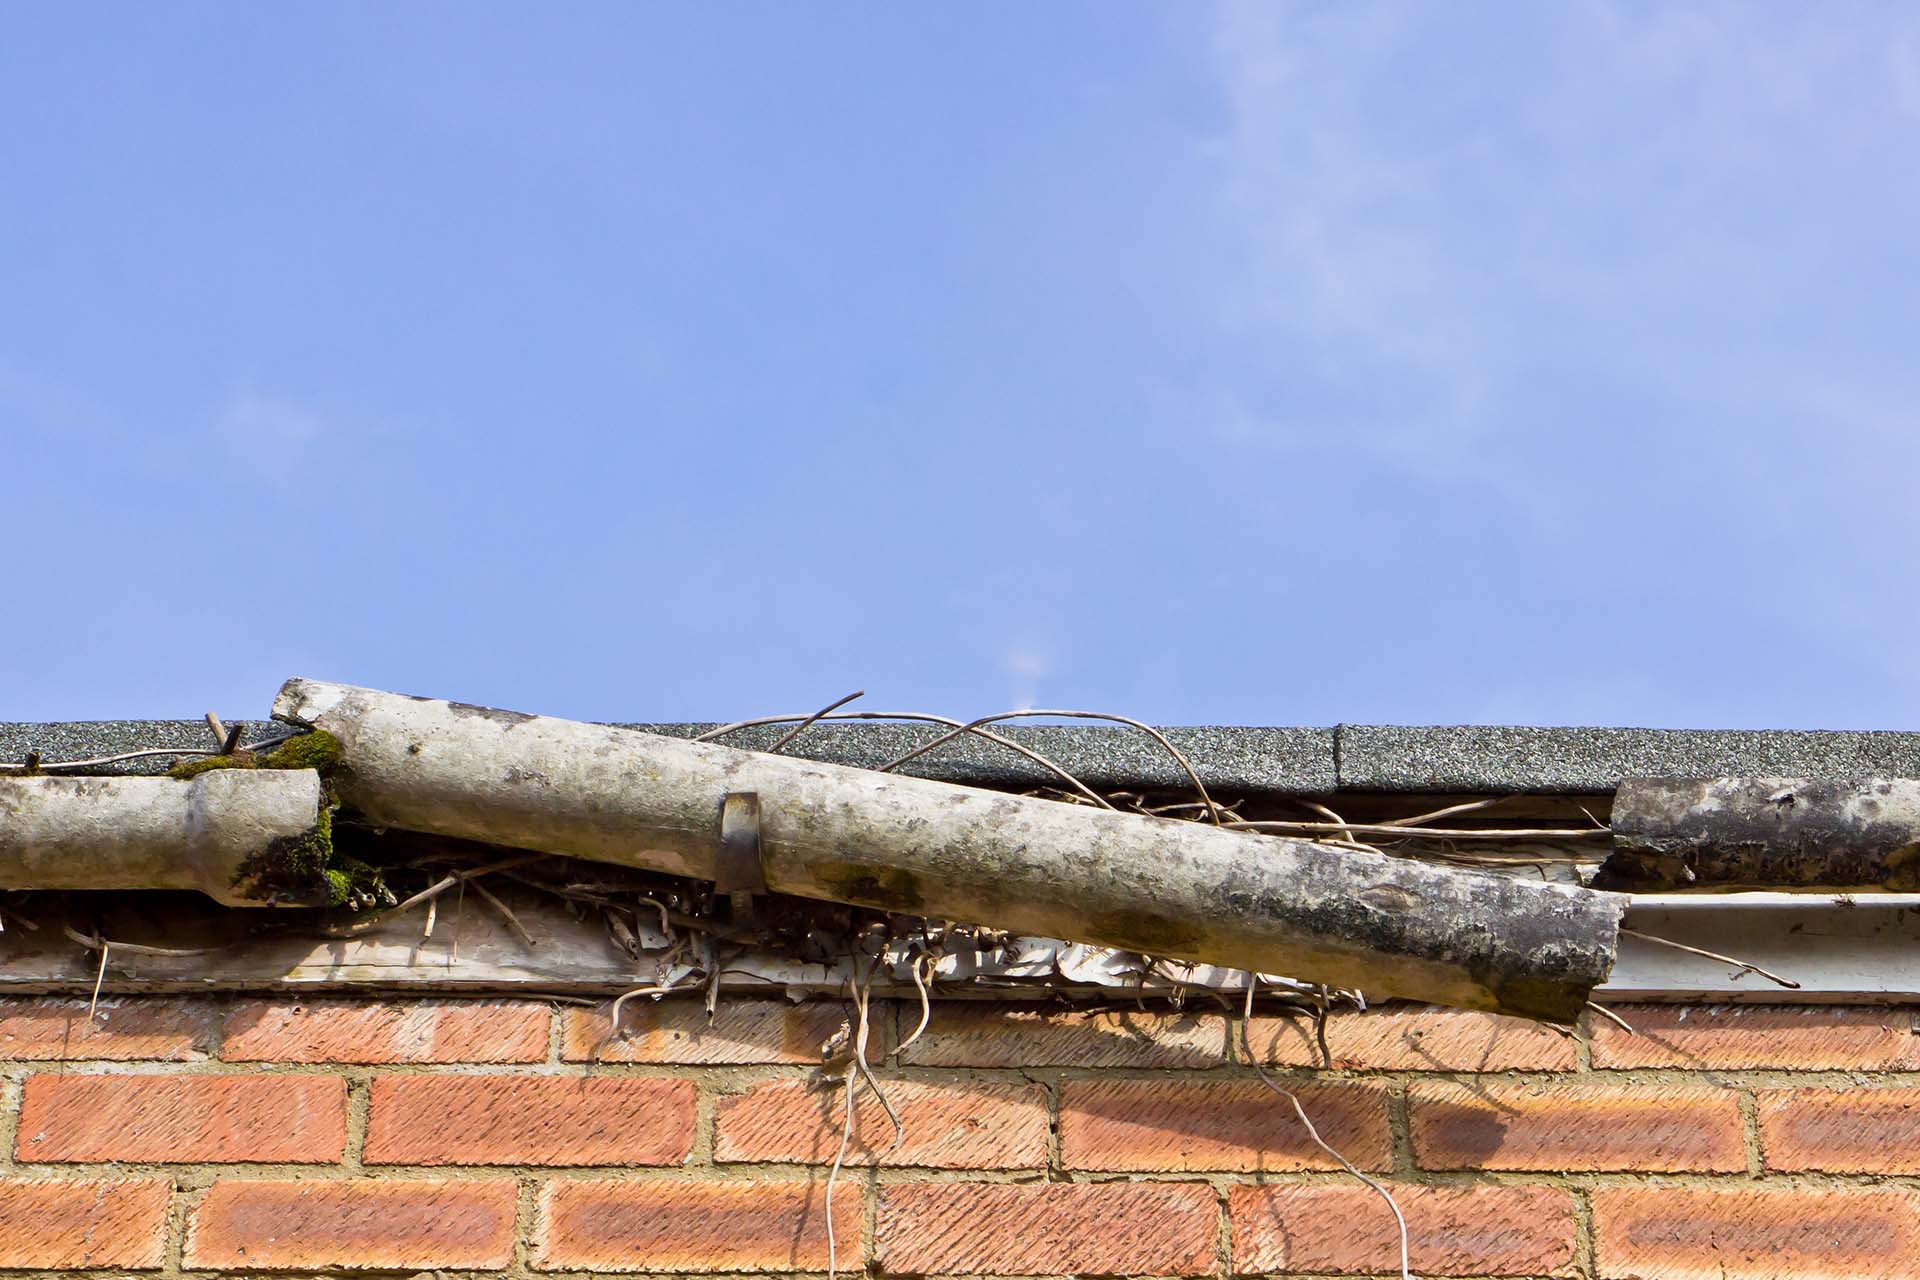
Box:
<box><xmin>715</xmin><ymin>792</ymin><xmax>768</xmax><ymax>923</ymax></box>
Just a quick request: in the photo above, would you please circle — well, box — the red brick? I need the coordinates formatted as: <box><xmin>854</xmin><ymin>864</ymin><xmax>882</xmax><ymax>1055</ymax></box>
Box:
<box><xmin>716</xmin><ymin>1077</ymin><xmax>1047</xmax><ymax>1169</ymax></box>
<box><xmin>563</xmin><ymin>998</ymin><xmax>875</xmax><ymax>1064</ymax></box>
<box><xmin>224</xmin><ymin>998</ymin><xmax>548</xmax><ymax>1063</ymax></box>
<box><xmin>1413</xmin><ymin>1082</ymin><xmax>1743</xmax><ymax>1174</ymax></box>
<box><xmin>898</xmin><ymin>1004</ymin><xmax>1226</xmax><ymax>1067</ymax></box>
<box><xmin>538</xmin><ymin>1178</ymin><xmax>860</xmax><ymax>1272</ymax></box>
<box><xmin>1759</xmin><ymin>1087</ymin><xmax>1920</xmax><ymax>1173</ymax></box>
<box><xmin>1593</xmin><ymin>1185</ymin><xmax>1920</xmax><ymax>1280</ymax></box>
<box><xmin>1412</xmin><ymin>1080</ymin><xmax>1743</xmax><ymax>1172</ymax></box>
<box><xmin>17</xmin><ymin>1073</ymin><xmax>345</xmax><ymax>1163</ymax></box>
<box><xmin>364</xmin><ymin>1074</ymin><xmax>694</xmax><ymax>1165</ymax></box>
<box><xmin>1231</xmin><ymin>1183</ymin><xmax>1578</xmax><ymax>1276</ymax></box>
<box><xmin>0</xmin><ymin>997</ymin><xmax>212</xmax><ymax>1061</ymax></box>
<box><xmin>0</xmin><ymin>1177</ymin><xmax>171</xmax><ymax>1268</ymax></box>
<box><xmin>879</xmin><ymin>1181</ymin><xmax>1217</xmax><ymax>1276</ymax></box>
<box><xmin>186</xmin><ymin>1177</ymin><xmax>516</xmax><ymax>1270</ymax></box>
<box><xmin>1248</xmin><ymin>1005</ymin><xmax>1577</xmax><ymax>1070</ymax></box>
<box><xmin>1061</xmin><ymin>1079</ymin><xmax>1391</xmax><ymax>1172</ymax></box>
<box><xmin>1590</xmin><ymin>1003</ymin><xmax>1912</xmax><ymax>1069</ymax></box>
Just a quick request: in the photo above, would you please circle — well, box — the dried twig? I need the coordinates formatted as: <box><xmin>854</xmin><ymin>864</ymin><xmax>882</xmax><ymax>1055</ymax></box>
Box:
<box><xmin>766</xmin><ymin>690</ymin><xmax>865</xmax><ymax>754</ymax></box>
<box><xmin>0</xmin><ymin>733</ymin><xmax>301</xmax><ymax>775</ymax></box>
<box><xmin>1302</xmin><ymin>800</ymin><xmax>1369</xmax><ymax>851</ymax></box>
<box><xmin>898</xmin><ymin>952</ymin><xmax>934</xmax><ymax>1056</ymax></box>
<box><xmin>1374</xmin><ymin>797</ymin><xmax>1508</xmax><ymax>827</ymax></box>
<box><xmin>848</xmin><ymin>960</ymin><xmax>902</xmax><ymax>1148</ymax></box>
<box><xmin>825</xmin><ymin>1053</ymin><xmax>858</xmax><ymax>1280</ymax></box>
<box><xmin>1242</xmin><ymin>980</ymin><xmax>1411</xmax><ymax>1280</ymax></box>
<box><xmin>322</xmin><ymin>854</ymin><xmax>542</xmax><ymax>939</ymax></box>
<box><xmin>89</xmin><ymin>943</ymin><xmax>110</xmax><ymax>1020</ymax></box>
<box><xmin>1586</xmin><ymin>1000</ymin><xmax>1636</xmax><ymax>1035</ymax></box>
<box><xmin>636</xmin><ymin>895</ymin><xmax>676</xmax><ymax>942</ymax></box>
<box><xmin>826</xmin><ymin>956</ymin><xmax>902</xmax><ymax>1280</ymax></box>
<box><xmin>1225</xmin><ymin>819</ymin><xmax>1608</xmax><ymax>840</ymax></box>
<box><xmin>876</xmin><ymin>709</ymin><xmax>1222</xmax><ymax>824</ymax></box>
<box><xmin>1620</xmin><ymin>927</ymin><xmax>1799</xmax><ymax>989</ymax></box>
<box><xmin>468</xmin><ymin>877</ymin><xmax>538</xmax><ymax>947</ymax></box>
<box><xmin>694</xmin><ymin>710</ymin><xmax>1115</xmax><ymax>810</ymax></box>
<box><xmin>608</xmin><ymin>977</ymin><xmax>698</xmax><ymax>1040</ymax></box>
<box><xmin>61</xmin><ymin>925</ymin><xmax>219</xmax><ymax>958</ymax></box>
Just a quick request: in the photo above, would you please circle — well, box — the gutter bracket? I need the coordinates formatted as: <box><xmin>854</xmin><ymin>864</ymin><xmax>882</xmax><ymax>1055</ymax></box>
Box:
<box><xmin>715</xmin><ymin>791</ymin><xmax>768</xmax><ymax>924</ymax></box>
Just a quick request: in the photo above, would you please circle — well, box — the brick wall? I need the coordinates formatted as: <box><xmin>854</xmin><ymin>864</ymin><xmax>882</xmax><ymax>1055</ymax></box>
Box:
<box><xmin>1</xmin><ymin>994</ymin><xmax>1916</xmax><ymax>1278</ymax></box>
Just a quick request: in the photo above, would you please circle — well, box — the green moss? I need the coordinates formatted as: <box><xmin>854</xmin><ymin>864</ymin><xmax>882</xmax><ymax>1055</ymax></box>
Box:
<box><xmin>168</xmin><ymin>730</ymin><xmax>341</xmax><ymax>780</ymax></box>
<box><xmin>168</xmin><ymin>753</ymin><xmax>258</xmax><ymax>780</ymax></box>
<box><xmin>228</xmin><ymin>800</ymin><xmax>389</xmax><ymax>909</ymax></box>
<box><xmin>261</xmin><ymin>729</ymin><xmax>342</xmax><ymax>771</ymax></box>
<box><xmin>322</xmin><ymin>853</ymin><xmax>387</xmax><ymax>909</ymax></box>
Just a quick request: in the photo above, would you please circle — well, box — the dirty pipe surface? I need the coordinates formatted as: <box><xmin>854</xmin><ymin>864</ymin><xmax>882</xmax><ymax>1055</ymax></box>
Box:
<box><xmin>1606</xmin><ymin>776</ymin><xmax>1920</xmax><ymax>890</ymax></box>
<box><xmin>0</xmin><ymin>770</ymin><xmax>326</xmax><ymax>906</ymax></box>
<box><xmin>275</xmin><ymin>679</ymin><xmax>1623</xmax><ymax>1021</ymax></box>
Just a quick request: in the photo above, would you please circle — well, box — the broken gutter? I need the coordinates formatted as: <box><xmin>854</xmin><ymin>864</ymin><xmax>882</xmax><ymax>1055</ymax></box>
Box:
<box><xmin>266</xmin><ymin>680</ymin><xmax>1625</xmax><ymax>1022</ymax></box>
<box><xmin>22</xmin><ymin>689</ymin><xmax>1920</xmax><ymax>1019</ymax></box>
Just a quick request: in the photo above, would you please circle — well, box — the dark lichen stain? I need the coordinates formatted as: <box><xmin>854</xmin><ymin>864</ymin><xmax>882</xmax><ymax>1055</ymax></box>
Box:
<box><xmin>445</xmin><ymin>701</ymin><xmax>536</xmax><ymax>728</ymax></box>
<box><xmin>167</xmin><ymin>730</ymin><xmax>343</xmax><ymax>780</ymax></box>
<box><xmin>1086</xmin><ymin>907</ymin><xmax>1204</xmax><ymax>953</ymax></box>
<box><xmin>1885</xmin><ymin>843</ymin><xmax>1920</xmax><ymax>891</ymax></box>
<box><xmin>811</xmin><ymin>862</ymin><xmax>927</xmax><ymax>913</ymax></box>
<box><xmin>1488</xmin><ymin>972</ymin><xmax>1583</xmax><ymax>1025</ymax></box>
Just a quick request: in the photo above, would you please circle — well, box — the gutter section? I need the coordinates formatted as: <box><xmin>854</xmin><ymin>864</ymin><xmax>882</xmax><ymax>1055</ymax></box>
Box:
<box><xmin>0</xmin><ymin>770</ymin><xmax>329</xmax><ymax>906</ymax></box>
<box><xmin>273</xmin><ymin>679</ymin><xmax>1623</xmax><ymax>1022</ymax></box>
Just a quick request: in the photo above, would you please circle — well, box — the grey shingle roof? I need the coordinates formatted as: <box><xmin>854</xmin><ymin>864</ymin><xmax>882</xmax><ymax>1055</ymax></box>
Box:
<box><xmin>1335</xmin><ymin>725</ymin><xmax>1920</xmax><ymax>793</ymax></box>
<box><xmin>7</xmin><ymin>718</ymin><xmax>1920</xmax><ymax>794</ymax></box>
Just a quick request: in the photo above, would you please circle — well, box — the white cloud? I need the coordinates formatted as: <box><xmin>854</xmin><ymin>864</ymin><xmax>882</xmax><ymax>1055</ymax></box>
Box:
<box><xmin>1190</xmin><ymin>1</ymin><xmax>1920</xmax><ymax>478</ymax></box>
<box><xmin>999</xmin><ymin>644</ymin><xmax>1053</xmax><ymax>712</ymax></box>
<box><xmin>218</xmin><ymin>387</ymin><xmax>332</xmax><ymax>446</ymax></box>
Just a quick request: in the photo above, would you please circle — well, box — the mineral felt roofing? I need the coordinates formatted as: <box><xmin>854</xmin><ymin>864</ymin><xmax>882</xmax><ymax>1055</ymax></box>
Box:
<box><xmin>8</xmin><ymin>719</ymin><xmax>1920</xmax><ymax>793</ymax></box>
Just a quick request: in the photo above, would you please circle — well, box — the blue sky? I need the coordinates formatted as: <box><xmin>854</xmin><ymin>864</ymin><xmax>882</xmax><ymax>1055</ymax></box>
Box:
<box><xmin>6</xmin><ymin>3</ymin><xmax>1920</xmax><ymax>728</ymax></box>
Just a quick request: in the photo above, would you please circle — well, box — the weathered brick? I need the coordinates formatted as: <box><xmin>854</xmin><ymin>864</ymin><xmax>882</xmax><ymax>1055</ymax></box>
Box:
<box><xmin>1759</xmin><ymin>1087</ymin><xmax>1920</xmax><ymax>1173</ymax></box>
<box><xmin>1590</xmin><ymin>1003</ymin><xmax>1912</xmax><ymax>1069</ymax></box>
<box><xmin>17</xmin><ymin>1073</ymin><xmax>346</xmax><ymax>1163</ymax></box>
<box><xmin>0</xmin><ymin>997</ymin><xmax>212</xmax><ymax>1061</ymax></box>
<box><xmin>1230</xmin><ymin>1183</ymin><xmax>1578</xmax><ymax>1276</ymax></box>
<box><xmin>1412</xmin><ymin>1080</ymin><xmax>1742</xmax><ymax>1171</ymax></box>
<box><xmin>224</xmin><ymin>998</ymin><xmax>548</xmax><ymax>1063</ymax></box>
<box><xmin>879</xmin><ymin>1181</ymin><xmax>1217</xmax><ymax>1276</ymax></box>
<box><xmin>1061</xmin><ymin>1079</ymin><xmax>1391</xmax><ymax>1172</ymax></box>
<box><xmin>1592</xmin><ymin>1185</ymin><xmax>1920</xmax><ymax>1280</ymax></box>
<box><xmin>1248</xmin><ymin>1005</ymin><xmax>1577</xmax><ymax>1070</ymax></box>
<box><xmin>364</xmin><ymin>1074</ymin><xmax>694</xmax><ymax>1165</ymax></box>
<box><xmin>899</xmin><ymin>1004</ymin><xmax>1226</xmax><ymax>1067</ymax></box>
<box><xmin>0</xmin><ymin>1177</ymin><xmax>171</xmax><ymax>1269</ymax></box>
<box><xmin>563</xmin><ymin>998</ymin><xmax>874</xmax><ymax>1064</ymax></box>
<box><xmin>186</xmin><ymin>1177</ymin><xmax>517</xmax><ymax>1270</ymax></box>
<box><xmin>538</xmin><ymin>1178</ymin><xmax>860</xmax><ymax>1272</ymax></box>
<box><xmin>716</xmin><ymin>1077</ymin><xmax>1047</xmax><ymax>1169</ymax></box>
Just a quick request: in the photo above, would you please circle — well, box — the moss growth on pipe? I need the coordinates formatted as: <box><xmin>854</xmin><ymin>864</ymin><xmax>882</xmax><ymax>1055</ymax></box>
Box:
<box><xmin>186</xmin><ymin>733</ymin><xmax>385</xmax><ymax>908</ymax></box>
<box><xmin>167</xmin><ymin>730</ymin><xmax>342</xmax><ymax>780</ymax></box>
<box><xmin>228</xmin><ymin>802</ymin><xmax>387</xmax><ymax>908</ymax></box>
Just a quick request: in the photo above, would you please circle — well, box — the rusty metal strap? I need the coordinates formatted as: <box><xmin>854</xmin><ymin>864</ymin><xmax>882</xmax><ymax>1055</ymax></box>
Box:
<box><xmin>714</xmin><ymin>792</ymin><xmax>768</xmax><ymax>894</ymax></box>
